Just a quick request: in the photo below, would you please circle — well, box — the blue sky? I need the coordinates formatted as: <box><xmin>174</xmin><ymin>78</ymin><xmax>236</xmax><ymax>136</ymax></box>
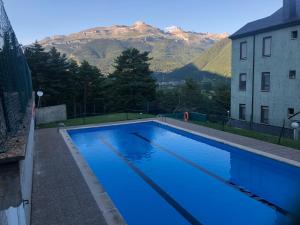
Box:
<box><xmin>4</xmin><ymin>0</ymin><xmax>282</xmax><ymax>44</ymax></box>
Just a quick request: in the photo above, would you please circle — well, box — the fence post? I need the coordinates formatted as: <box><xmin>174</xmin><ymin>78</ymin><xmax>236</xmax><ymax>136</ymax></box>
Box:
<box><xmin>278</xmin><ymin>119</ymin><xmax>285</xmax><ymax>144</ymax></box>
<box><xmin>83</xmin><ymin>113</ymin><xmax>86</xmax><ymax>125</ymax></box>
<box><xmin>0</xmin><ymin>94</ymin><xmax>8</xmax><ymax>152</ymax></box>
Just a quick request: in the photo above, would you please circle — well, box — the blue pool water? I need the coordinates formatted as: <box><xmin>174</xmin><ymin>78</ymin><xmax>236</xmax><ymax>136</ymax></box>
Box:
<box><xmin>68</xmin><ymin>121</ymin><xmax>300</xmax><ymax>225</ymax></box>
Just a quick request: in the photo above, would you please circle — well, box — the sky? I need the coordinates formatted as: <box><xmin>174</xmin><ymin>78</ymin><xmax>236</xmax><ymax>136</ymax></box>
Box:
<box><xmin>4</xmin><ymin>0</ymin><xmax>282</xmax><ymax>45</ymax></box>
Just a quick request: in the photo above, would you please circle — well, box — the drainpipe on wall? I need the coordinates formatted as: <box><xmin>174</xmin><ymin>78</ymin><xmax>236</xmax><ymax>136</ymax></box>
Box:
<box><xmin>250</xmin><ymin>35</ymin><xmax>256</xmax><ymax>129</ymax></box>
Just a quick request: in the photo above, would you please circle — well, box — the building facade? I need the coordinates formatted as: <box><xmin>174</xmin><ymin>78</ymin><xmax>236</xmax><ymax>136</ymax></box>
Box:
<box><xmin>230</xmin><ymin>0</ymin><xmax>300</xmax><ymax>134</ymax></box>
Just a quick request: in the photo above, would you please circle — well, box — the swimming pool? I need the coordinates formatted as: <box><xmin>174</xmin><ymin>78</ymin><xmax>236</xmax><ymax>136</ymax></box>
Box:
<box><xmin>67</xmin><ymin>121</ymin><xmax>300</xmax><ymax>225</ymax></box>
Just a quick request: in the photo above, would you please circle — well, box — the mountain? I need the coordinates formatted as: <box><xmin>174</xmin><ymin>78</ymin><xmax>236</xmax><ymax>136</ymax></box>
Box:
<box><xmin>156</xmin><ymin>38</ymin><xmax>231</xmax><ymax>82</ymax></box>
<box><xmin>39</xmin><ymin>21</ymin><xmax>228</xmax><ymax>74</ymax></box>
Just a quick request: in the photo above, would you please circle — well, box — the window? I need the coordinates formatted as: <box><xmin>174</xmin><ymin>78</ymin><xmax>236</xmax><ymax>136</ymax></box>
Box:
<box><xmin>263</xmin><ymin>37</ymin><xmax>272</xmax><ymax>57</ymax></box>
<box><xmin>291</xmin><ymin>31</ymin><xmax>298</xmax><ymax>39</ymax></box>
<box><xmin>289</xmin><ymin>70</ymin><xmax>296</xmax><ymax>79</ymax></box>
<box><xmin>261</xmin><ymin>72</ymin><xmax>271</xmax><ymax>91</ymax></box>
<box><xmin>261</xmin><ymin>106</ymin><xmax>269</xmax><ymax>124</ymax></box>
<box><xmin>288</xmin><ymin>108</ymin><xmax>295</xmax><ymax>117</ymax></box>
<box><xmin>239</xmin><ymin>104</ymin><xmax>246</xmax><ymax>120</ymax></box>
<box><xmin>239</xmin><ymin>73</ymin><xmax>247</xmax><ymax>91</ymax></box>
<box><xmin>240</xmin><ymin>42</ymin><xmax>247</xmax><ymax>60</ymax></box>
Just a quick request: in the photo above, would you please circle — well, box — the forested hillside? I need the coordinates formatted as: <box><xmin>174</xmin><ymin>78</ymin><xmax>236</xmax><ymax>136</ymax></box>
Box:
<box><xmin>156</xmin><ymin>38</ymin><xmax>231</xmax><ymax>82</ymax></box>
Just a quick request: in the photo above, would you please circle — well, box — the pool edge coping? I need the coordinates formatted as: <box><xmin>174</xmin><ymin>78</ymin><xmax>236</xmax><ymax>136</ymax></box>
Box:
<box><xmin>63</xmin><ymin>118</ymin><xmax>300</xmax><ymax>169</ymax></box>
<box><xmin>60</xmin><ymin>129</ymin><xmax>127</xmax><ymax>225</ymax></box>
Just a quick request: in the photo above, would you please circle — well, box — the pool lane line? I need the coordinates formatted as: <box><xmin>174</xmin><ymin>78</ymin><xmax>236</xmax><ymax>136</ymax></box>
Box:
<box><xmin>131</xmin><ymin>132</ymin><xmax>291</xmax><ymax>218</ymax></box>
<box><xmin>99</xmin><ymin>136</ymin><xmax>203</xmax><ymax>225</ymax></box>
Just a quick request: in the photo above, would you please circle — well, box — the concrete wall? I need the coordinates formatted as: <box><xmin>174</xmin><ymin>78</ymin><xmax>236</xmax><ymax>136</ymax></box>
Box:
<box><xmin>1</xmin><ymin>205</ymin><xmax>26</xmax><ymax>225</ymax></box>
<box><xmin>231</xmin><ymin>25</ymin><xmax>300</xmax><ymax>128</ymax></box>
<box><xmin>0</xmin><ymin>111</ymin><xmax>35</xmax><ymax>225</ymax></box>
<box><xmin>19</xmin><ymin>116</ymin><xmax>35</xmax><ymax>225</ymax></box>
<box><xmin>36</xmin><ymin>104</ymin><xmax>67</xmax><ymax>124</ymax></box>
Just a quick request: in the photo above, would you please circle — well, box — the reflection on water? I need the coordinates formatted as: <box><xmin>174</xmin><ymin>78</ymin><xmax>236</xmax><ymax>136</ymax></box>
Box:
<box><xmin>229</xmin><ymin>152</ymin><xmax>300</xmax><ymax>214</ymax></box>
<box><xmin>108</xmin><ymin>124</ymin><xmax>157</xmax><ymax>162</ymax></box>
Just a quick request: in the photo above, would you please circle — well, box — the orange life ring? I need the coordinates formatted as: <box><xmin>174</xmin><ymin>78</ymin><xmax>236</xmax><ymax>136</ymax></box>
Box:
<box><xmin>184</xmin><ymin>112</ymin><xmax>189</xmax><ymax>122</ymax></box>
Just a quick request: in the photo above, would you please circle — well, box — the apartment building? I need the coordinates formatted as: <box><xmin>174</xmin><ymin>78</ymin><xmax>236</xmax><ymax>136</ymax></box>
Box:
<box><xmin>230</xmin><ymin>0</ymin><xmax>300</xmax><ymax>135</ymax></box>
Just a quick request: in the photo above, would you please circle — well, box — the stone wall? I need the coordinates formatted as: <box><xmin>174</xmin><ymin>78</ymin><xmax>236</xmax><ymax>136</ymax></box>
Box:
<box><xmin>36</xmin><ymin>104</ymin><xmax>67</xmax><ymax>124</ymax></box>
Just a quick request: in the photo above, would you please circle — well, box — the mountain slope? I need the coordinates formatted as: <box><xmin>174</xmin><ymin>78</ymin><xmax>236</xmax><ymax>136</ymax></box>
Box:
<box><xmin>157</xmin><ymin>38</ymin><xmax>231</xmax><ymax>82</ymax></box>
<box><xmin>39</xmin><ymin>22</ymin><xmax>228</xmax><ymax>74</ymax></box>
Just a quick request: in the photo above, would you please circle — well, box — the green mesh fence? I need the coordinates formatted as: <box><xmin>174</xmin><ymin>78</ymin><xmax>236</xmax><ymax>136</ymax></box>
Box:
<box><xmin>0</xmin><ymin>0</ymin><xmax>32</xmax><ymax>152</ymax></box>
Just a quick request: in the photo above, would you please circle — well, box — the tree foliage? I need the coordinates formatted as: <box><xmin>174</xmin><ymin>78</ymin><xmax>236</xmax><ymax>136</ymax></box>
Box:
<box><xmin>25</xmin><ymin>46</ymin><xmax>157</xmax><ymax>116</ymax></box>
<box><xmin>25</xmin><ymin>43</ymin><xmax>104</xmax><ymax>116</ymax></box>
<box><xmin>156</xmin><ymin>79</ymin><xmax>230</xmax><ymax>116</ymax></box>
<box><xmin>111</xmin><ymin>48</ymin><xmax>156</xmax><ymax>111</ymax></box>
<box><xmin>25</xmin><ymin>44</ymin><xmax>230</xmax><ymax>119</ymax></box>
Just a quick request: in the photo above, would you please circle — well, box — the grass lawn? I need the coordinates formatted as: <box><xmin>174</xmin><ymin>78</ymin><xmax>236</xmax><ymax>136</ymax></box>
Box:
<box><xmin>191</xmin><ymin>120</ymin><xmax>300</xmax><ymax>150</ymax></box>
<box><xmin>37</xmin><ymin>113</ymin><xmax>154</xmax><ymax>129</ymax></box>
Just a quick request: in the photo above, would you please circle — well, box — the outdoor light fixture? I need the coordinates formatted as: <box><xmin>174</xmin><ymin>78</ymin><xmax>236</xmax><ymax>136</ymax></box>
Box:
<box><xmin>291</xmin><ymin>121</ymin><xmax>299</xmax><ymax>140</ymax></box>
<box><xmin>291</xmin><ymin>122</ymin><xmax>299</xmax><ymax>129</ymax></box>
<box><xmin>37</xmin><ymin>91</ymin><xmax>43</xmax><ymax>97</ymax></box>
<box><xmin>227</xmin><ymin>110</ymin><xmax>230</xmax><ymax>121</ymax></box>
<box><xmin>36</xmin><ymin>91</ymin><xmax>44</xmax><ymax>108</ymax></box>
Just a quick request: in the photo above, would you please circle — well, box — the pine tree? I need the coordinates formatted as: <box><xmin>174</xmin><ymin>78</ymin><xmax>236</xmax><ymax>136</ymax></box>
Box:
<box><xmin>78</xmin><ymin>60</ymin><xmax>103</xmax><ymax>115</ymax></box>
<box><xmin>24</xmin><ymin>42</ymin><xmax>50</xmax><ymax>93</ymax></box>
<box><xmin>112</xmin><ymin>48</ymin><xmax>156</xmax><ymax>111</ymax></box>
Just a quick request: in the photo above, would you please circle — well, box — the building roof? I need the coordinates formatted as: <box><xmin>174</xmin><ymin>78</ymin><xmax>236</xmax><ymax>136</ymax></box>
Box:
<box><xmin>230</xmin><ymin>4</ymin><xmax>300</xmax><ymax>40</ymax></box>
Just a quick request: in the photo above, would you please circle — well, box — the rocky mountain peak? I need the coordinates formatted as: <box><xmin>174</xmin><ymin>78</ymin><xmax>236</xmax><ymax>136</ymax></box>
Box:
<box><xmin>38</xmin><ymin>22</ymin><xmax>229</xmax><ymax>74</ymax></box>
<box><xmin>132</xmin><ymin>21</ymin><xmax>156</xmax><ymax>32</ymax></box>
<box><xmin>165</xmin><ymin>26</ymin><xmax>184</xmax><ymax>34</ymax></box>
<box><xmin>133</xmin><ymin>21</ymin><xmax>147</xmax><ymax>26</ymax></box>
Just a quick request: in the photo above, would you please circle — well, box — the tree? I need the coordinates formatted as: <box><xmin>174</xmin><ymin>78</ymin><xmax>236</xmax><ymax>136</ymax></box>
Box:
<box><xmin>179</xmin><ymin>79</ymin><xmax>203</xmax><ymax>112</ymax></box>
<box><xmin>25</xmin><ymin>44</ymin><xmax>80</xmax><ymax>109</ymax></box>
<box><xmin>24</xmin><ymin>42</ymin><xmax>50</xmax><ymax>94</ymax></box>
<box><xmin>212</xmin><ymin>82</ymin><xmax>231</xmax><ymax>114</ymax></box>
<box><xmin>64</xmin><ymin>59</ymin><xmax>80</xmax><ymax>117</ymax></box>
<box><xmin>45</xmin><ymin>47</ymin><xmax>72</xmax><ymax>105</ymax></box>
<box><xmin>156</xmin><ymin>88</ymin><xmax>180</xmax><ymax>113</ymax></box>
<box><xmin>25</xmin><ymin>44</ymin><xmax>107</xmax><ymax>117</ymax></box>
<box><xmin>78</xmin><ymin>60</ymin><xmax>103</xmax><ymax>115</ymax></box>
<box><xmin>111</xmin><ymin>48</ymin><xmax>156</xmax><ymax>111</ymax></box>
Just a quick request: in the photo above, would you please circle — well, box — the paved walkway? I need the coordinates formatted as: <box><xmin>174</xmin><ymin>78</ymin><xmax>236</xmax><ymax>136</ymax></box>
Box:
<box><xmin>31</xmin><ymin>128</ymin><xmax>107</xmax><ymax>225</ymax></box>
<box><xmin>164</xmin><ymin>118</ymin><xmax>300</xmax><ymax>163</ymax></box>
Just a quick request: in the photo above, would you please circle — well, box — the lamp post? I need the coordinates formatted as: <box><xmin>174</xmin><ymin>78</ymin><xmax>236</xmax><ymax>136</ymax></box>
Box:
<box><xmin>37</xmin><ymin>91</ymin><xmax>43</xmax><ymax>108</ymax></box>
<box><xmin>291</xmin><ymin>122</ymin><xmax>299</xmax><ymax>140</ymax></box>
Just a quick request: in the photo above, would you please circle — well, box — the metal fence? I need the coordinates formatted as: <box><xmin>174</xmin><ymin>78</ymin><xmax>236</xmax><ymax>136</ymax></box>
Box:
<box><xmin>0</xmin><ymin>0</ymin><xmax>32</xmax><ymax>152</ymax></box>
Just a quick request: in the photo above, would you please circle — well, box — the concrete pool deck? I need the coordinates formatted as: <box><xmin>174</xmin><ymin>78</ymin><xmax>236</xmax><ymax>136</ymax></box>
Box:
<box><xmin>32</xmin><ymin>118</ymin><xmax>300</xmax><ymax>225</ymax></box>
<box><xmin>31</xmin><ymin>128</ymin><xmax>108</xmax><ymax>225</ymax></box>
